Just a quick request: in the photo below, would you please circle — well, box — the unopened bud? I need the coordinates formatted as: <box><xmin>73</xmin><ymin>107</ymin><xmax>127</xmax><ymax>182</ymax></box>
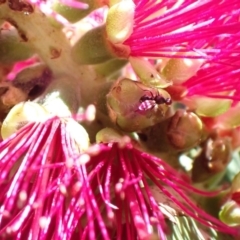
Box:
<box><xmin>1</xmin><ymin>101</ymin><xmax>49</xmax><ymax>139</ymax></box>
<box><xmin>231</xmin><ymin>173</ymin><xmax>240</xmax><ymax>194</ymax></box>
<box><xmin>189</xmin><ymin>96</ymin><xmax>231</xmax><ymax>117</ymax></box>
<box><xmin>106</xmin><ymin>0</ymin><xmax>135</xmax><ymax>44</ymax></box>
<box><xmin>0</xmin><ymin>28</ymin><xmax>33</xmax><ymax>64</ymax></box>
<box><xmin>167</xmin><ymin>110</ymin><xmax>204</xmax><ymax>150</ymax></box>
<box><xmin>52</xmin><ymin>0</ymin><xmax>95</xmax><ymax>23</ymax></box>
<box><xmin>107</xmin><ymin>78</ymin><xmax>172</xmax><ymax>132</ymax></box>
<box><xmin>71</xmin><ymin>25</ymin><xmax>114</xmax><ymax>65</ymax></box>
<box><xmin>94</xmin><ymin>58</ymin><xmax>127</xmax><ymax>78</ymax></box>
<box><xmin>130</xmin><ymin>57</ymin><xmax>172</xmax><ymax>88</ymax></box>
<box><xmin>219</xmin><ymin>200</ymin><xmax>240</xmax><ymax>227</ymax></box>
<box><xmin>96</xmin><ymin>127</ymin><xmax>123</xmax><ymax>143</ymax></box>
<box><xmin>162</xmin><ymin>57</ymin><xmax>204</xmax><ymax>84</ymax></box>
<box><xmin>65</xmin><ymin>118</ymin><xmax>89</xmax><ymax>152</ymax></box>
<box><xmin>192</xmin><ymin>136</ymin><xmax>232</xmax><ymax>183</ymax></box>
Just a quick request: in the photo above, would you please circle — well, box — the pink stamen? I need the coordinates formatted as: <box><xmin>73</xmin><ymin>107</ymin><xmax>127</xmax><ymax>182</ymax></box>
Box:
<box><xmin>124</xmin><ymin>0</ymin><xmax>240</xmax><ymax>60</ymax></box>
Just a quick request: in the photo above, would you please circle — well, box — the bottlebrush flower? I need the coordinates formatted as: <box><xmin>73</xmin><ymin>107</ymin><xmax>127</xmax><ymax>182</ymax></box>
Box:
<box><xmin>0</xmin><ymin>104</ymin><xmax>89</xmax><ymax>238</ymax></box>
<box><xmin>0</xmin><ymin>114</ymin><xmax>238</xmax><ymax>239</ymax></box>
<box><xmin>72</xmin><ymin>0</ymin><xmax>240</xmax><ymax>88</ymax></box>
<box><xmin>75</xmin><ymin>142</ymin><xmax>238</xmax><ymax>239</ymax></box>
<box><xmin>184</xmin><ymin>65</ymin><xmax>240</xmax><ymax>101</ymax></box>
<box><xmin>107</xmin><ymin>0</ymin><xmax>240</xmax><ymax>60</ymax></box>
<box><xmin>165</xmin><ymin>51</ymin><xmax>240</xmax><ymax>117</ymax></box>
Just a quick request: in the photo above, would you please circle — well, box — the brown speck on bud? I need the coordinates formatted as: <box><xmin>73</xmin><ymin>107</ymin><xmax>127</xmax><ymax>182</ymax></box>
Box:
<box><xmin>49</xmin><ymin>46</ymin><xmax>62</xmax><ymax>59</ymax></box>
<box><xmin>8</xmin><ymin>0</ymin><xmax>34</xmax><ymax>13</ymax></box>
<box><xmin>0</xmin><ymin>0</ymin><xmax>6</xmax><ymax>4</ymax></box>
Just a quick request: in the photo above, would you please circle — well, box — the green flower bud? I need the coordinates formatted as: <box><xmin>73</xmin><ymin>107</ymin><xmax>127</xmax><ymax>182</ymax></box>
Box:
<box><xmin>96</xmin><ymin>127</ymin><xmax>124</xmax><ymax>143</ymax></box>
<box><xmin>192</xmin><ymin>136</ymin><xmax>232</xmax><ymax>183</ymax></box>
<box><xmin>0</xmin><ymin>28</ymin><xmax>33</xmax><ymax>64</ymax></box>
<box><xmin>190</xmin><ymin>96</ymin><xmax>232</xmax><ymax>117</ymax></box>
<box><xmin>72</xmin><ymin>25</ymin><xmax>113</xmax><ymax>64</ymax></box>
<box><xmin>219</xmin><ymin>200</ymin><xmax>240</xmax><ymax>227</ymax></box>
<box><xmin>106</xmin><ymin>0</ymin><xmax>135</xmax><ymax>44</ymax></box>
<box><xmin>71</xmin><ymin>25</ymin><xmax>130</xmax><ymax>64</ymax></box>
<box><xmin>52</xmin><ymin>0</ymin><xmax>97</xmax><ymax>23</ymax></box>
<box><xmin>129</xmin><ymin>57</ymin><xmax>172</xmax><ymax>88</ymax></box>
<box><xmin>161</xmin><ymin>57</ymin><xmax>204</xmax><ymax>84</ymax></box>
<box><xmin>106</xmin><ymin>78</ymin><xmax>171</xmax><ymax>132</ymax></box>
<box><xmin>65</xmin><ymin>118</ymin><xmax>90</xmax><ymax>152</ymax></box>
<box><xmin>1</xmin><ymin>101</ymin><xmax>49</xmax><ymax>139</ymax></box>
<box><xmin>167</xmin><ymin>110</ymin><xmax>204</xmax><ymax>150</ymax></box>
<box><xmin>94</xmin><ymin>58</ymin><xmax>127</xmax><ymax>78</ymax></box>
<box><xmin>231</xmin><ymin>172</ymin><xmax>240</xmax><ymax>194</ymax></box>
<box><xmin>139</xmin><ymin>110</ymin><xmax>205</xmax><ymax>153</ymax></box>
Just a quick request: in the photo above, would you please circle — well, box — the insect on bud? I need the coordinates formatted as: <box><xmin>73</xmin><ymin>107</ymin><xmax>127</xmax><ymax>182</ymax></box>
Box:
<box><xmin>106</xmin><ymin>78</ymin><xmax>172</xmax><ymax>132</ymax></box>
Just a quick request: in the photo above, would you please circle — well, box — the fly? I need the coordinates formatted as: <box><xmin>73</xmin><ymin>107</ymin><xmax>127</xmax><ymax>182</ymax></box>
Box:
<box><xmin>138</xmin><ymin>91</ymin><xmax>172</xmax><ymax>111</ymax></box>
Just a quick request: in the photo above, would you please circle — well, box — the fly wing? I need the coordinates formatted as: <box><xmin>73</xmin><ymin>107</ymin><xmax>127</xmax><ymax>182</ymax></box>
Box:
<box><xmin>138</xmin><ymin>100</ymin><xmax>156</xmax><ymax>111</ymax></box>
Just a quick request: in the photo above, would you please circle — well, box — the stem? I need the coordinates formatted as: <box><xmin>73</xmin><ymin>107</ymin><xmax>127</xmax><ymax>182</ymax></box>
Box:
<box><xmin>0</xmin><ymin>2</ymin><xmax>103</xmax><ymax>112</ymax></box>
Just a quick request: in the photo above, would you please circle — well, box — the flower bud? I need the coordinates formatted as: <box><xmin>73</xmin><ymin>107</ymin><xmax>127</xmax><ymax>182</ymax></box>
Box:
<box><xmin>192</xmin><ymin>136</ymin><xmax>232</xmax><ymax>183</ymax></box>
<box><xmin>0</xmin><ymin>28</ymin><xmax>33</xmax><ymax>64</ymax></box>
<box><xmin>94</xmin><ymin>58</ymin><xmax>127</xmax><ymax>78</ymax></box>
<box><xmin>219</xmin><ymin>200</ymin><xmax>240</xmax><ymax>227</ymax></box>
<box><xmin>96</xmin><ymin>127</ymin><xmax>123</xmax><ymax>143</ymax></box>
<box><xmin>161</xmin><ymin>58</ymin><xmax>204</xmax><ymax>84</ymax></box>
<box><xmin>188</xmin><ymin>96</ymin><xmax>232</xmax><ymax>117</ymax></box>
<box><xmin>1</xmin><ymin>101</ymin><xmax>49</xmax><ymax>139</ymax></box>
<box><xmin>167</xmin><ymin>110</ymin><xmax>204</xmax><ymax>150</ymax></box>
<box><xmin>42</xmin><ymin>91</ymin><xmax>72</xmax><ymax>118</ymax></box>
<box><xmin>129</xmin><ymin>57</ymin><xmax>172</xmax><ymax>88</ymax></box>
<box><xmin>106</xmin><ymin>0</ymin><xmax>135</xmax><ymax>44</ymax></box>
<box><xmin>231</xmin><ymin>172</ymin><xmax>240</xmax><ymax>194</ymax></box>
<box><xmin>107</xmin><ymin>78</ymin><xmax>171</xmax><ymax>132</ymax></box>
<box><xmin>52</xmin><ymin>0</ymin><xmax>96</xmax><ymax>23</ymax></box>
<box><xmin>72</xmin><ymin>25</ymin><xmax>129</xmax><ymax>64</ymax></box>
<box><xmin>65</xmin><ymin>118</ymin><xmax>89</xmax><ymax>151</ymax></box>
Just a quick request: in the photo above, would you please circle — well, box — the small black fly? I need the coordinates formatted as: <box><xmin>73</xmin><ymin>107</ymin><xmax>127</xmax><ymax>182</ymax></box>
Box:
<box><xmin>138</xmin><ymin>91</ymin><xmax>172</xmax><ymax>111</ymax></box>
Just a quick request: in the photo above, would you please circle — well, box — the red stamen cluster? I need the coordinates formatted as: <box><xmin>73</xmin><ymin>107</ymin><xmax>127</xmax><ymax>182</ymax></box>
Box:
<box><xmin>125</xmin><ymin>0</ymin><xmax>240</xmax><ymax>60</ymax></box>
<box><xmin>0</xmin><ymin>120</ymin><xmax>238</xmax><ymax>239</ymax></box>
<box><xmin>183</xmin><ymin>57</ymin><xmax>240</xmax><ymax>101</ymax></box>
